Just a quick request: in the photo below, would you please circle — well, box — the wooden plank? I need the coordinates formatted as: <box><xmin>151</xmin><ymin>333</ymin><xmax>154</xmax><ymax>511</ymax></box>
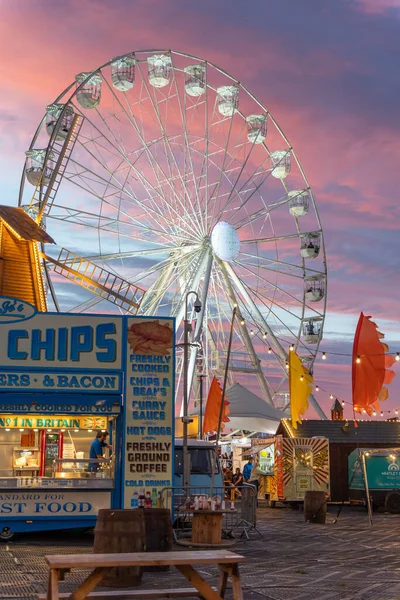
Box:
<box><xmin>47</xmin><ymin>568</ymin><xmax>59</xmax><ymax>600</ymax></box>
<box><xmin>38</xmin><ymin>587</ymin><xmax>218</xmax><ymax>600</ymax></box>
<box><xmin>176</xmin><ymin>565</ymin><xmax>223</xmax><ymax>600</ymax></box>
<box><xmin>44</xmin><ymin>551</ymin><xmax>245</xmax><ymax>569</ymax></box>
<box><xmin>230</xmin><ymin>564</ymin><xmax>243</xmax><ymax>600</ymax></box>
<box><xmin>217</xmin><ymin>570</ymin><xmax>228</xmax><ymax>599</ymax></box>
<box><xmin>70</xmin><ymin>567</ymin><xmax>110</xmax><ymax>600</ymax></box>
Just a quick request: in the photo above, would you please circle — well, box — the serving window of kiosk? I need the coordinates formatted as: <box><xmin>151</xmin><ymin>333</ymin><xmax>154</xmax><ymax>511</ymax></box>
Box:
<box><xmin>0</xmin><ymin>416</ymin><xmax>116</xmax><ymax>489</ymax></box>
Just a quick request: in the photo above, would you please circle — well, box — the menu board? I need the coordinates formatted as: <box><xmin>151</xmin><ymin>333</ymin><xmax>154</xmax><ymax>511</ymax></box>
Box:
<box><xmin>123</xmin><ymin>317</ymin><xmax>175</xmax><ymax>508</ymax></box>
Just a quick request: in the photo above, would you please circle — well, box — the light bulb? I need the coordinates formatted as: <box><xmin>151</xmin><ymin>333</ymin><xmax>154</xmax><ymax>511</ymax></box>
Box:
<box><xmin>396</xmin><ymin>410</ymin><xmax>399</xmax><ymax>415</ymax></box>
<box><xmin>329</xmin><ymin>394</ymin><xmax>333</xmax><ymax>400</ymax></box>
<box><xmin>356</xmin><ymin>355</ymin><xmax>361</xmax><ymax>364</ymax></box>
<box><xmin>373</xmin><ymin>411</ymin><xmax>376</xmax><ymax>416</ymax></box>
<box><xmin>268</xmin><ymin>347</ymin><xmax>272</xmax><ymax>354</ymax></box>
<box><xmin>341</xmin><ymin>400</ymin><xmax>345</xmax><ymax>407</ymax></box>
<box><xmin>240</xmin><ymin>319</ymin><xmax>245</xmax><ymax>325</ymax></box>
<box><xmin>262</xmin><ymin>332</ymin><xmax>267</xmax><ymax>339</ymax></box>
<box><xmin>300</xmin><ymin>376</ymin><xmax>304</xmax><ymax>382</ymax></box>
<box><xmin>315</xmin><ymin>385</ymin><xmax>319</xmax><ymax>392</ymax></box>
<box><xmin>250</xmin><ymin>329</ymin><xmax>254</xmax><ymax>336</ymax></box>
<box><xmin>285</xmin><ymin>362</ymin><xmax>289</xmax><ymax>369</ymax></box>
<box><xmin>362</xmin><ymin>408</ymin><xmax>366</xmax><ymax>414</ymax></box>
<box><xmin>380</xmin><ymin>412</ymin><xmax>384</xmax><ymax>417</ymax></box>
<box><xmin>289</xmin><ymin>344</ymin><xmax>294</xmax><ymax>351</ymax></box>
<box><xmin>396</xmin><ymin>353</ymin><xmax>400</xmax><ymax>362</ymax></box>
<box><xmin>322</xmin><ymin>352</ymin><xmax>326</xmax><ymax>360</ymax></box>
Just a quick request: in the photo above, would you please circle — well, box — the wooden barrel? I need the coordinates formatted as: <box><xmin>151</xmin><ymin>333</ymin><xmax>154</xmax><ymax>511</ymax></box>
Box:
<box><xmin>143</xmin><ymin>508</ymin><xmax>173</xmax><ymax>572</ymax></box>
<box><xmin>304</xmin><ymin>491</ymin><xmax>327</xmax><ymax>524</ymax></box>
<box><xmin>94</xmin><ymin>509</ymin><xmax>145</xmax><ymax>587</ymax></box>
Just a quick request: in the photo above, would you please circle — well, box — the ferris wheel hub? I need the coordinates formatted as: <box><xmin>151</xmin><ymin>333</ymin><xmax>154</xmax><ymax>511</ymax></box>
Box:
<box><xmin>210</xmin><ymin>221</ymin><xmax>240</xmax><ymax>262</ymax></box>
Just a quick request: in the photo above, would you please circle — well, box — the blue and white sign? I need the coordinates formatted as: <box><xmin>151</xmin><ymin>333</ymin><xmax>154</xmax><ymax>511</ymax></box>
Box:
<box><xmin>0</xmin><ymin>298</ymin><xmax>123</xmax><ymax>393</ymax></box>
<box><xmin>0</xmin><ymin>490</ymin><xmax>111</xmax><ymax>517</ymax></box>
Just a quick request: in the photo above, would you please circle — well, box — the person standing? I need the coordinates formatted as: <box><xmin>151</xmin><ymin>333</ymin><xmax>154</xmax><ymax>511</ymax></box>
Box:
<box><xmin>243</xmin><ymin>457</ymin><xmax>254</xmax><ymax>482</ymax></box>
<box><xmin>89</xmin><ymin>431</ymin><xmax>111</xmax><ymax>471</ymax></box>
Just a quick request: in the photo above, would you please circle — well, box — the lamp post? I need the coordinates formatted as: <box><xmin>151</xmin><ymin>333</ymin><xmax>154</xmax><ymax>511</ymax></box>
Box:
<box><xmin>183</xmin><ymin>290</ymin><xmax>202</xmax><ymax>490</ymax></box>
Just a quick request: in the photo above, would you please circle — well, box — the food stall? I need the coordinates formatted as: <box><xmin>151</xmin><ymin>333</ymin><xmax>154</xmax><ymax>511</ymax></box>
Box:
<box><xmin>0</xmin><ymin>298</ymin><xmax>175</xmax><ymax>539</ymax></box>
<box><xmin>252</xmin><ymin>435</ymin><xmax>330</xmax><ymax>505</ymax></box>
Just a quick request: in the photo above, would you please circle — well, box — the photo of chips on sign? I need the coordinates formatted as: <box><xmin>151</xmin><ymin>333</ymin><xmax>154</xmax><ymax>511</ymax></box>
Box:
<box><xmin>127</xmin><ymin>320</ymin><xmax>173</xmax><ymax>355</ymax></box>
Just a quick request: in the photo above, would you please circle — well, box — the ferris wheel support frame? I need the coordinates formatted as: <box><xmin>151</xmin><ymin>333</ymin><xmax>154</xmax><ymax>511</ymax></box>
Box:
<box><xmin>218</xmin><ymin>260</ymin><xmax>274</xmax><ymax>405</ymax></box>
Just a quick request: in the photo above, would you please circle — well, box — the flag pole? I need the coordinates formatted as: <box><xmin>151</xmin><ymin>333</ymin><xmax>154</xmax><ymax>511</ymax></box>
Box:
<box><xmin>210</xmin><ymin>306</ymin><xmax>237</xmax><ymax>495</ymax></box>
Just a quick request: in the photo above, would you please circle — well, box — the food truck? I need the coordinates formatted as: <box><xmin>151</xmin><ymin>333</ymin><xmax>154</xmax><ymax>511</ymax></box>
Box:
<box><xmin>253</xmin><ymin>435</ymin><xmax>330</xmax><ymax>506</ymax></box>
<box><xmin>348</xmin><ymin>448</ymin><xmax>400</xmax><ymax>513</ymax></box>
<box><xmin>0</xmin><ymin>297</ymin><xmax>175</xmax><ymax>539</ymax></box>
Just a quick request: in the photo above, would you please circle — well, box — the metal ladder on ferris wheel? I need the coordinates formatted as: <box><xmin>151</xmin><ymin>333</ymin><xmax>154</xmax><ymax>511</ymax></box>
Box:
<box><xmin>26</xmin><ymin>113</ymin><xmax>146</xmax><ymax>313</ymax></box>
<box><xmin>28</xmin><ymin>113</ymin><xmax>83</xmax><ymax>222</ymax></box>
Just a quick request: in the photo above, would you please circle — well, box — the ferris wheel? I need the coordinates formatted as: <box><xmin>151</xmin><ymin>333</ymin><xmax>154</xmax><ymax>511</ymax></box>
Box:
<box><xmin>18</xmin><ymin>49</ymin><xmax>327</xmax><ymax>417</ymax></box>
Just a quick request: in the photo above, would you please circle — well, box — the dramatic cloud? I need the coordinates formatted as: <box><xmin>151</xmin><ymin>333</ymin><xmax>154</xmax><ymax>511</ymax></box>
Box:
<box><xmin>0</xmin><ymin>0</ymin><xmax>399</xmax><ymax>415</ymax></box>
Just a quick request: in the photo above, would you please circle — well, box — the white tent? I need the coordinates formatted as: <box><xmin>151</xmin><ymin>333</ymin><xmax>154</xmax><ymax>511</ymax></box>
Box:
<box><xmin>225</xmin><ymin>383</ymin><xmax>287</xmax><ymax>434</ymax></box>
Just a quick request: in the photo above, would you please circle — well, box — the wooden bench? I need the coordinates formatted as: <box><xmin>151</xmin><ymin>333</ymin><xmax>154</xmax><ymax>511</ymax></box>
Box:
<box><xmin>39</xmin><ymin>550</ymin><xmax>246</xmax><ymax>600</ymax></box>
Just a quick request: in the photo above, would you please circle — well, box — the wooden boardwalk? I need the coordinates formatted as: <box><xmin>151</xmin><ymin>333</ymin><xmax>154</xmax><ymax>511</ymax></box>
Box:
<box><xmin>1</xmin><ymin>506</ymin><xmax>399</xmax><ymax>600</ymax></box>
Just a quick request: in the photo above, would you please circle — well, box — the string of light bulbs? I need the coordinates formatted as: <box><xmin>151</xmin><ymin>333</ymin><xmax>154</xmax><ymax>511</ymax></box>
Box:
<box><xmin>236</xmin><ymin>315</ymin><xmax>399</xmax><ymax>418</ymax></box>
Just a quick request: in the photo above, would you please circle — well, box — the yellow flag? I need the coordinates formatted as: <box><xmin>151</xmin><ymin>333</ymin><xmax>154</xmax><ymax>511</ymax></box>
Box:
<box><xmin>289</xmin><ymin>350</ymin><xmax>313</xmax><ymax>429</ymax></box>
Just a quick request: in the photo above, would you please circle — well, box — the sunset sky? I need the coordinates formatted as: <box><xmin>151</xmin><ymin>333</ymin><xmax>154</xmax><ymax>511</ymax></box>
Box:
<box><xmin>0</xmin><ymin>0</ymin><xmax>399</xmax><ymax>417</ymax></box>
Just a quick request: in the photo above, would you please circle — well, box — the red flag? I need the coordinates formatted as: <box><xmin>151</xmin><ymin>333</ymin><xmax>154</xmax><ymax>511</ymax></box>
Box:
<box><xmin>202</xmin><ymin>377</ymin><xmax>230</xmax><ymax>435</ymax></box>
<box><xmin>352</xmin><ymin>313</ymin><xmax>396</xmax><ymax>415</ymax></box>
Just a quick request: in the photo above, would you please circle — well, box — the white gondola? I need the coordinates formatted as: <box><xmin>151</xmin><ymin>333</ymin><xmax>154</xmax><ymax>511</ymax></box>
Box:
<box><xmin>300</xmin><ymin>232</ymin><xmax>321</xmax><ymax>259</ymax></box>
<box><xmin>20</xmin><ymin>205</ymin><xmax>47</xmax><ymax>229</ymax></box>
<box><xmin>270</xmin><ymin>150</ymin><xmax>291</xmax><ymax>179</ymax></box>
<box><xmin>24</xmin><ymin>149</ymin><xmax>54</xmax><ymax>187</ymax></box>
<box><xmin>45</xmin><ymin>104</ymin><xmax>75</xmax><ymax>140</ymax></box>
<box><xmin>246</xmin><ymin>114</ymin><xmax>267</xmax><ymax>144</ymax></box>
<box><xmin>304</xmin><ymin>275</ymin><xmax>325</xmax><ymax>302</ymax></box>
<box><xmin>217</xmin><ymin>85</ymin><xmax>239</xmax><ymax>117</ymax></box>
<box><xmin>147</xmin><ymin>54</ymin><xmax>172</xmax><ymax>88</ymax></box>
<box><xmin>75</xmin><ymin>72</ymin><xmax>102</xmax><ymax>109</ymax></box>
<box><xmin>303</xmin><ymin>317</ymin><xmax>323</xmax><ymax>344</ymax></box>
<box><xmin>184</xmin><ymin>64</ymin><xmax>206</xmax><ymax>97</ymax></box>
<box><xmin>111</xmin><ymin>54</ymin><xmax>136</xmax><ymax>91</ymax></box>
<box><xmin>288</xmin><ymin>190</ymin><xmax>309</xmax><ymax>217</ymax></box>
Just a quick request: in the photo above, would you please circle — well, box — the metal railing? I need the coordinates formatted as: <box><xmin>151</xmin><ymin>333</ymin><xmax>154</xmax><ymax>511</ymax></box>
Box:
<box><xmin>160</xmin><ymin>484</ymin><xmax>262</xmax><ymax>542</ymax></box>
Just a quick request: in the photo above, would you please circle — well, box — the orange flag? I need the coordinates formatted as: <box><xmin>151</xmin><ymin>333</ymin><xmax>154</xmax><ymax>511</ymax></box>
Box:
<box><xmin>352</xmin><ymin>313</ymin><xmax>396</xmax><ymax>415</ymax></box>
<box><xmin>202</xmin><ymin>377</ymin><xmax>230</xmax><ymax>435</ymax></box>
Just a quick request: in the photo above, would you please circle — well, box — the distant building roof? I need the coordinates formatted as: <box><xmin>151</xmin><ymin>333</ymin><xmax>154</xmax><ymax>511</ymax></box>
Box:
<box><xmin>277</xmin><ymin>419</ymin><xmax>400</xmax><ymax>445</ymax></box>
<box><xmin>331</xmin><ymin>399</ymin><xmax>343</xmax><ymax>412</ymax></box>
<box><xmin>0</xmin><ymin>206</ymin><xmax>55</xmax><ymax>244</ymax></box>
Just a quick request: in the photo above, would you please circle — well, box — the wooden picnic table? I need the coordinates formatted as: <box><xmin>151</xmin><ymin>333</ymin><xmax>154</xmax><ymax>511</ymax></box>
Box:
<box><xmin>39</xmin><ymin>549</ymin><xmax>245</xmax><ymax>600</ymax></box>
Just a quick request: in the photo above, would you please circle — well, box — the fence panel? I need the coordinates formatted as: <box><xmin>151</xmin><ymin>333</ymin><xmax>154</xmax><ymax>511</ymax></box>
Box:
<box><xmin>159</xmin><ymin>484</ymin><xmax>262</xmax><ymax>542</ymax></box>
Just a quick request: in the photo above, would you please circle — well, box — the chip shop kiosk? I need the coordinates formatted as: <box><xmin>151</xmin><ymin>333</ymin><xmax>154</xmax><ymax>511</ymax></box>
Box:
<box><xmin>0</xmin><ymin>298</ymin><xmax>174</xmax><ymax>540</ymax></box>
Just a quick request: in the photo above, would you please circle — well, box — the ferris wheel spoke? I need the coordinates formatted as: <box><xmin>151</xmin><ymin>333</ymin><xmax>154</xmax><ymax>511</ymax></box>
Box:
<box><xmin>214</xmin><ymin>146</ymin><xmax>272</xmax><ymax>223</ymax></box>
<box><xmin>171</xmin><ymin>65</ymin><xmax>207</xmax><ymax>235</ymax></box>
<box><xmin>133</xmin><ymin>63</ymin><xmax>205</xmax><ymax>236</ymax></box>
<box><xmin>239</xmin><ymin>252</ymin><xmax>325</xmax><ymax>278</ymax></box>
<box><xmin>233</xmin><ymin>261</ymin><xmax>309</xmax><ymax>323</ymax></box>
<box><xmin>233</xmin><ymin>193</ymin><xmax>292</xmax><ymax>230</ymax></box>
<box><xmin>241</xmin><ymin>231</ymin><xmax>322</xmax><ymax>244</ymax></box>
<box><xmin>73</xmin><ymin>102</ymin><xmax>195</xmax><ymax>237</ymax></box>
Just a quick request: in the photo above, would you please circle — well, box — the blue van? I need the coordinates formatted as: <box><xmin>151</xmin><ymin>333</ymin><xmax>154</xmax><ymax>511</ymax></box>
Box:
<box><xmin>174</xmin><ymin>439</ymin><xmax>223</xmax><ymax>489</ymax></box>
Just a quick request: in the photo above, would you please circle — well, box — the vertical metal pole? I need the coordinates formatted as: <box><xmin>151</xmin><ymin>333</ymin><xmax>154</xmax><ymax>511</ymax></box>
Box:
<box><xmin>198</xmin><ymin>374</ymin><xmax>204</xmax><ymax>440</ymax></box>
<box><xmin>361</xmin><ymin>453</ymin><xmax>373</xmax><ymax>526</ymax></box>
<box><xmin>183</xmin><ymin>310</ymin><xmax>190</xmax><ymax>490</ymax></box>
<box><xmin>210</xmin><ymin>307</ymin><xmax>237</xmax><ymax>494</ymax></box>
